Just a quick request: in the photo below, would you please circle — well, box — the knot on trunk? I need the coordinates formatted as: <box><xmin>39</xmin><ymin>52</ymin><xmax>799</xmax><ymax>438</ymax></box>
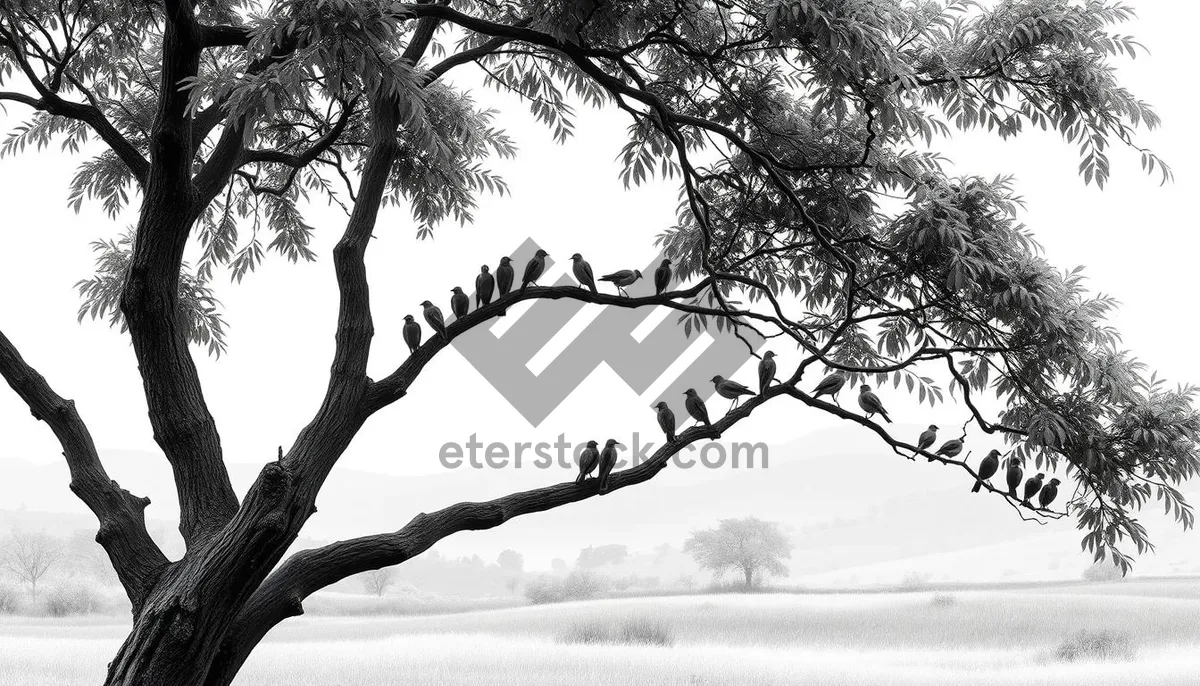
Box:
<box><xmin>260</xmin><ymin>462</ymin><xmax>292</xmax><ymax>502</ymax></box>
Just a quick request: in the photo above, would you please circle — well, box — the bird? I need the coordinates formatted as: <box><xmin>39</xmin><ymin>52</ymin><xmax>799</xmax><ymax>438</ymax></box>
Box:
<box><xmin>916</xmin><ymin>425</ymin><xmax>938</xmax><ymax>454</ymax></box>
<box><xmin>475</xmin><ymin>266</ymin><xmax>495</xmax><ymax>307</ymax></box>
<box><xmin>712</xmin><ymin>375</ymin><xmax>755</xmax><ymax>412</ymax></box>
<box><xmin>1037</xmin><ymin>477</ymin><xmax>1061</xmax><ymax>509</ymax></box>
<box><xmin>450</xmin><ymin>287</ymin><xmax>469</xmax><ymax>319</ymax></box>
<box><xmin>598</xmin><ymin>438</ymin><xmax>622</xmax><ymax>493</ymax></box>
<box><xmin>1022</xmin><ymin>472</ymin><xmax>1045</xmax><ymax>507</ymax></box>
<box><xmin>654</xmin><ymin>258</ymin><xmax>672</xmax><ymax>295</ymax></box>
<box><xmin>972</xmin><ymin>449</ymin><xmax>1001</xmax><ymax>493</ymax></box>
<box><xmin>420</xmin><ymin>300</ymin><xmax>446</xmax><ymax>339</ymax></box>
<box><xmin>570</xmin><ymin>253</ymin><xmax>597</xmax><ymax>293</ymax></box>
<box><xmin>520</xmin><ymin>249</ymin><xmax>549</xmax><ymax>290</ymax></box>
<box><xmin>576</xmin><ymin>440</ymin><xmax>599</xmax><ymax>484</ymax></box>
<box><xmin>683</xmin><ymin>388</ymin><xmax>712</xmax><ymax>429</ymax></box>
<box><xmin>857</xmin><ymin>385</ymin><xmax>892</xmax><ymax>423</ymax></box>
<box><xmin>758</xmin><ymin>351</ymin><xmax>776</xmax><ymax>395</ymax></box>
<box><xmin>600</xmin><ymin>269</ymin><xmax>642</xmax><ymax>297</ymax></box>
<box><xmin>654</xmin><ymin>402</ymin><xmax>676</xmax><ymax>441</ymax></box>
<box><xmin>402</xmin><ymin>314</ymin><xmax>421</xmax><ymax>354</ymax></box>
<box><xmin>811</xmin><ymin>372</ymin><xmax>847</xmax><ymax>406</ymax></box>
<box><xmin>496</xmin><ymin>256</ymin><xmax>514</xmax><ymax>296</ymax></box>
<box><xmin>932</xmin><ymin>437</ymin><xmax>963</xmax><ymax>462</ymax></box>
<box><xmin>1005</xmin><ymin>458</ymin><xmax>1023</xmax><ymax>499</ymax></box>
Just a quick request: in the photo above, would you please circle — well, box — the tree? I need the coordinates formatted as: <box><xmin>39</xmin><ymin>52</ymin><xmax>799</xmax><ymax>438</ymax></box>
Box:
<box><xmin>685</xmin><ymin>518</ymin><xmax>792</xmax><ymax>589</ymax></box>
<box><xmin>504</xmin><ymin>576</ymin><xmax>521</xmax><ymax>596</ymax></box>
<box><xmin>0</xmin><ymin>1</ymin><xmax>1196</xmax><ymax>684</ymax></box>
<box><xmin>361</xmin><ymin>568</ymin><xmax>395</xmax><ymax>597</ymax></box>
<box><xmin>496</xmin><ymin>550</ymin><xmax>524</xmax><ymax>574</ymax></box>
<box><xmin>2</xmin><ymin>531</ymin><xmax>61</xmax><ymax>598</ymax></box>
<box><xmin>577</xmin><ymin>544</ymin><xmax>629</xmax><ymax>569</ymax></box>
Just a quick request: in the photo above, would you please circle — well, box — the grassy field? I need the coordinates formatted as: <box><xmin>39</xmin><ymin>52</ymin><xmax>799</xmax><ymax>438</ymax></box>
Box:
<box><xmin>2</xmin><ymin>581</ymin><xmax>1199</xmax><ymax>685</ymax></box>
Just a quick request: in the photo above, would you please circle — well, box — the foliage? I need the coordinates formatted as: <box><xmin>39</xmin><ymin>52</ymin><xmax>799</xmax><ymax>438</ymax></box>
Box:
<box><xmin>685</xmin><ymin>517</ymin><xmax>792</xmax><ymax>588</ymax></box>
<box><xmin>577</xmin><ymin>544</ymin><xmax>629</xmax><ymax>569</ymax></box>
<box><xmin>1054</xmin><ymin>629</ymin><xmax>1137</xmax><ymax>662</ymax></box>
<box><xmin>1</xmin><ymin>531</ymin><xmax>61</xmax><ymax>597</ymax></box>
<box><xmin>524</xmin><ymin>571</ymin><xmax>602</xmax><ymax>605</ymax></box>
<box><xmin>496</xmin><ymin>549</ymin><xmax>524</xmax><ymax>573</ymax></box>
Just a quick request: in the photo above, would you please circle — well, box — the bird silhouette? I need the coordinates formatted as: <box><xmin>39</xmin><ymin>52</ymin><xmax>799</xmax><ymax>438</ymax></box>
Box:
<box><xmin>811</xmin><ymin>372</ymin><xmax>847</xmax><ymax>406</ymax></box>
<box><xmin>496</xmin><ymin>256</ymin><xmax>514</xmax><ymax>296</ymax></box>
<box><xmin>1037</xmin><ymin>477</ymin><xmax>1060</xmax><ymax>509</ymax></box>
<box><xmin>402</xmin><ymin>314</ymin><xmax>421</xmax><ymax>354</ymax></box>
<box><xmin>570</xmin><ymin>253</ymin><xmax>597</xmax><ymax>293</ymax></box>
<box><xmin>654</xmin><ymin>258</ymin><xmax>672</xmax><ymax>295</ymax></box>
<box><xmin>1022</xmin><ymin>472</ymin><xmax>1045</xmax><ymax>507</ymax></box>
<box><xmin>576</xmin><ymin>440</ymin><xmax>599</xmax><ymax>484</ymax></box>
<box><xmin>450</xmin><ymin>287</ymin><xmax>469</xmax><ymax>319</ymax></box>
<box><xmin>1005</xmin><ymin>458</ymin><xmax>1023</xmax><ymax>499</ymax></box>
<box><xmin>654</xmin><ymin>402</ymin><xmax>676</xmax><ymax>441</ymax></box>
<box><xmin>857</xmin><ymin>385</ymin><xmax>892</xmax><ymax>423</ymax></box>
<box><xmin>475</xmin><ymin>266</ymin><xmax>495</xmax><ymax>307</ymax></box>
<box><xmin>420</xmin><ymin>300</ymin><xmax>446</xmax><ymax>339</ymax></box>
<box><xmin>917</xmin><ymin>425</ymin><xmax>938</xmax><ymax>454</ymax></box>
<box><xmin>972</xmin><ymin>449</ymin><xmax>1001</xmax><ymax>493</ymax></box>
<box><xmin>933</xmin><ymin>437</ymin><xmax>963</xmax><ymax>462</ymax></box>
<box><xmin>520</xmin><ymin>249</ymin><xmax>549</xmax><ymax>290</ymax></box>
<box><xmin>712</xmin><ymin>375</ymin><xmax>755</xmax><ymax>412</ymax></box>
<box><xmin>600</xmin><ymin>269</ymin><xmax>642</xmax><ymax>297</ymax></box>
<box><xmin>758</xmin><ymin>352</ymin><xmax>776</xmax><ymax>395</ymax></box>
<box><xmin>598</xmin><ymin>439</ymin><xmax>622</xmax><ymax>493</ymax></box>
<box><xmin>683</xmin><ymin>388</ymin><xmax>712</xmax><ymax>429</ymax></box>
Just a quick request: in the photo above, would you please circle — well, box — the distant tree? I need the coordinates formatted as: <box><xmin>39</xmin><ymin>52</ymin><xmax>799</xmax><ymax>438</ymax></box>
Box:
<box><xmin>361</xmin><ymin>568</ymin><xmax>395</xmax><ymax>597</ymax></box>
<box><xmin>551</xmin><ymin>559</ymin><xmax>568</xmax><ymax>573</ymax></box>
<box><xmin>1083</xmin><ymin>561</ymin><xmax>1126</xmax><ymax>583</ymax></box>
<box><xmin>496</xmin><ymin>550</ymin><xmax>524</xmax><ymax>574</ymax></box>
<box><xmin>504</xmin><ymin>577</ymin><xmax>520</xmax><ymax>596</ymax></box>
<box><xmin>685</xmin><ymin>518</ymin><xmax>792</xmax><ymax>589</ymax></box>
<box><xmin>578</xmin><ymin>544</ymin><xmax>629</xmax><ymax>569</ymax></box>
<box><xmin>2</xmin><ymin>531</ymin><xmax>61</xmax><ymax>598</ymax></box>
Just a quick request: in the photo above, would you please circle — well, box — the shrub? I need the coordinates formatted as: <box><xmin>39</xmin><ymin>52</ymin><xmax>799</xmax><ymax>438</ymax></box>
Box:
<box><xmin>1082</xmin><ymin>561</ymin><xmax>1126</xmax><ymax>583</ymax></box>
<box><xmin>1054</xmin><ymin>631</ymin><xmax>1137</xmax><ymax>663</ymax></box>
<box><xmin>524</xmin><ymin>571</ymin><xmax>601</xmax><ymax>605</ymax></box>
<box><xmin>0</xmin><ymin>583</ymin><xmax>19</xmax><ymax>614</ymax></box>
<box><xmin>43</xmin><ymin>581</ymin><xmax>104</xmax><ymax>617</ymax></box>
<box><xmin>558</xmin><ymin>620</ymin><xmax>611</xmax><ymax>645</ymax></box>
<box><xmin>930</xmin><ymin>592</ymin><xmax>956</xmax><ymax>608</ymax></box>
<box><xmin>618</xmin><ymin>618</ymin><xmax>674</xmax><ymax>646</ymax></box>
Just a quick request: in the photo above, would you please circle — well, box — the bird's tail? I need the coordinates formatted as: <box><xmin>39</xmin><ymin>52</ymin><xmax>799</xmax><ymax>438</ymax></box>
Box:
<box><xmin>575</xmin><ymin>473</ymin><xmax>585</xmax><ymax>485</ymax></box>
<box><xmin>927</xmin><ymin>455</ymin><xmax>935</xmax><ymax>462</ymax></box>
<box><xmin>971</xmin><ymin>480</ymin><xmax>983</xmax><ymax>493</ymax></box>
<box><xmin>668</xmin><ymin>433</ymin><xmax>676</xmax><ymax>442</ymax></box>
<box><xmin>880</xmin><ymin>411</ymin><xmax>893</xmax><ymax>424</ymax></box>
<box><xmin>599</xmin><ymin>475</ymin><xmax>609</xmax><ymax>494</ymax></box>
<box><xmin>1008</xmin><ymin>488</ymin><xmax>1018</xmax><ymax>499</ymax></box>
<box><xmin>588</xmin><ymin>284</ymin><xmax>597</xmax><ymax>294</ymax></box>
<box><xmin>1022</xmin><ymin>498</ymin><xmax>1031</xmax><ymax>507</ymax></box>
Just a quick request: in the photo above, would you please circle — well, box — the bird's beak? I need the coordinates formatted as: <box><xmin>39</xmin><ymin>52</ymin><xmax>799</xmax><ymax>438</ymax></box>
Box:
<box><xmin>617</xmin><ymin>443</ymin><xmax>625</xmax><ymax>449</ymax></box>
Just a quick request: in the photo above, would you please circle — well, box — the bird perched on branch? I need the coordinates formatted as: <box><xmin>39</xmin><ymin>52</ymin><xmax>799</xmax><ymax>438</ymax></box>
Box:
<box><xmin>475</xmin><ymin>266</ymin><xmax>495</xmax><ymax>307</ymax></box>
<box><xmin>654</xmin><ymin>258</ymin><xmax>672</xmax><ymax>295</ymax></box>
<box><xmin>496</xmin><ymin>256</ymin><xmax>514</xmax><ymax>296</ymax></box>
<box><xmin>758</xmin><ymin>351</ymin><xmax>776</xmax><ymax>395</ymax></box>
<box><xmin>1022</xmin><ymin>473</ymin><xmax>1045</xmax><ymax>507</ymax></box>
<box><xmin>402</xmin><ymin>314</ymin><xmax>421</xmax><ymax>354</ymax></box>
<box><xmin>600</xmin><ymin>269</ymin><xmax>642</xmax><ymax>297</ymax></box>
<box><xmin>521</xmin><ymin>249</ymin><xmax>549</xmax><ymax>291</ymax></box>
<box><xmin>1005</xmin><ymin>457</ymin><xmax>1023</xmax><ymax>499</ymax></box>
<box><xmin>450</xmin><ymin>287</ymin><xmax>469</xmax><ymax>319</ymax></box>
<box><xmin>576</xmin><ymin>440</ymin><xmax>599</xmax><ymax>484</ymax></box>
<box><xmin>811</xmin><ymin>372</ymin><xmax>847</xmax><ymax>406</ymax></box>
<box><xmin>654</xmin><ymin>402</ymin><xmax>676</xmax><ymax>441</ymax></box>
<box><xmin>684</xmin><ymin>388</ymin><xmax>712</xmax><ymax>429</ymax></box>
<box><xmin>570</xmin><ymin>253</ymin><xmax>597</xmax><ymax>293</ymax></box>
<box><xmin>712</xmin><ymin>375</ymin><xmax>754</xmax><ymax>411</ymax></box>
<box><xmin>420</xmin><ymin>300</ymin><xmax>446</xmax><ymax>340</ymax></box>
<box><xmin>972</xmin><ymin>449</ymin><xmax>1001</xmax><ymax>493</ymax></box>
<box><xmin>933</xmin><ymin>437</ymin><xmax>963</xmax><ymax>462</ymax></box>
<box><xmin>916</xmin><ymin>425</ymin><xmax>938</xmax><ymax>453</ymax></box>
<box><xmin>598</xmin><ymin>438</ymin><xmax>622</xmax><ymax>493</ymax></box>
<box><xmin>857</xmin><ymin>385</ymin><xmax>892</xmax><ymax>423</ymax></box>
<box><xmin>1037</xmin><ymin>478</ymin><xmax>1060</xmax><ymax>509</ymax></box>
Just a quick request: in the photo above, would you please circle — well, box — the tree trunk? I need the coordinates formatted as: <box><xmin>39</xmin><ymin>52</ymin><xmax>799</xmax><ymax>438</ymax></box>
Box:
<box><xmin>743</xmin><ymin>567</ymin><xmax>754</xmax><ymax>589</ymax></box>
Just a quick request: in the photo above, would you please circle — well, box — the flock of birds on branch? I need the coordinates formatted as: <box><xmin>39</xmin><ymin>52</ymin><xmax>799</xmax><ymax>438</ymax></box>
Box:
<box><xmin>398</xmin><ymin>251</ymin><xmax>1060</xmax><ymax>510</ymax></box>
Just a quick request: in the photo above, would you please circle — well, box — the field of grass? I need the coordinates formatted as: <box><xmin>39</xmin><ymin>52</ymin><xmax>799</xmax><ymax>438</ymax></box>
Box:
<box><xmin>2</xmin><ymin>580</ymin><xmax>1200</xmax><ymax>685</ymax></box>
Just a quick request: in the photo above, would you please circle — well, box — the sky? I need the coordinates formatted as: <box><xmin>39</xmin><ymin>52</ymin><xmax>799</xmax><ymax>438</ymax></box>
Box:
<box><xmin>0</xmin><ymin>2</ymin><xmax>1197</xmax><ymax>573</ymax></box>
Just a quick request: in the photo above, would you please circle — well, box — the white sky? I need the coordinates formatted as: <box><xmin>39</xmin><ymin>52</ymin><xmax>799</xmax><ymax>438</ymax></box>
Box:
<box><xmin>0</xmin><ymin>2</ymin><xmax>1197</xmax><ymax>567</ymax></box>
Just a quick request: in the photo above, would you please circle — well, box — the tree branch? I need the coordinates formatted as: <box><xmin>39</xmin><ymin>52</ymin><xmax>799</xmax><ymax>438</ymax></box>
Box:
<box><xmin>0</xmin><ymin>328</ymin><xmax>168</xmax><ymax>613</ymax></box>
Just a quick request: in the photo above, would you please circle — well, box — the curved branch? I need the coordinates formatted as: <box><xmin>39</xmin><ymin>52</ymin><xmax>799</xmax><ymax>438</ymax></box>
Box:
<box><xmin>0</xmin><ymin>328</ymin><xmax>168</xmax><ymax>613</ymax></box>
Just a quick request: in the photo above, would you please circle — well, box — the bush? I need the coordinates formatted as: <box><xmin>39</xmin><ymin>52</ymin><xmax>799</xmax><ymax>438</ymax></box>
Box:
<box><xmin>43</xmin><ymin>581</ymin><xmax>104</xmax><ymax>617</ymax></box>
<box><xmin>930</xmin><ymin>592</ymin><xmax>956</xmax><ymax>608</ymax></box>
<box><xmin>524</xmin><ymin>571</ymin><xmax>601</xmax><ymax>605</ymax></box>
<box><xmin>0</xmin><ymin>583</ymin><xmax>19</xmax><ymax>614</ymax></box>
<box><xmin>1054</xmin><ymin>631</ymin><xmax>1137</xmax><ymax>663</ymax></box>
<box><xmin>557</xmin><ymin>618</ymin><xmax>674</xmax><ymax>647</ymax></box>
<box><xmin>1082</xmin><ymin>561</ymin><xmax>1126</xmax><ymax>583</ymax></box>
